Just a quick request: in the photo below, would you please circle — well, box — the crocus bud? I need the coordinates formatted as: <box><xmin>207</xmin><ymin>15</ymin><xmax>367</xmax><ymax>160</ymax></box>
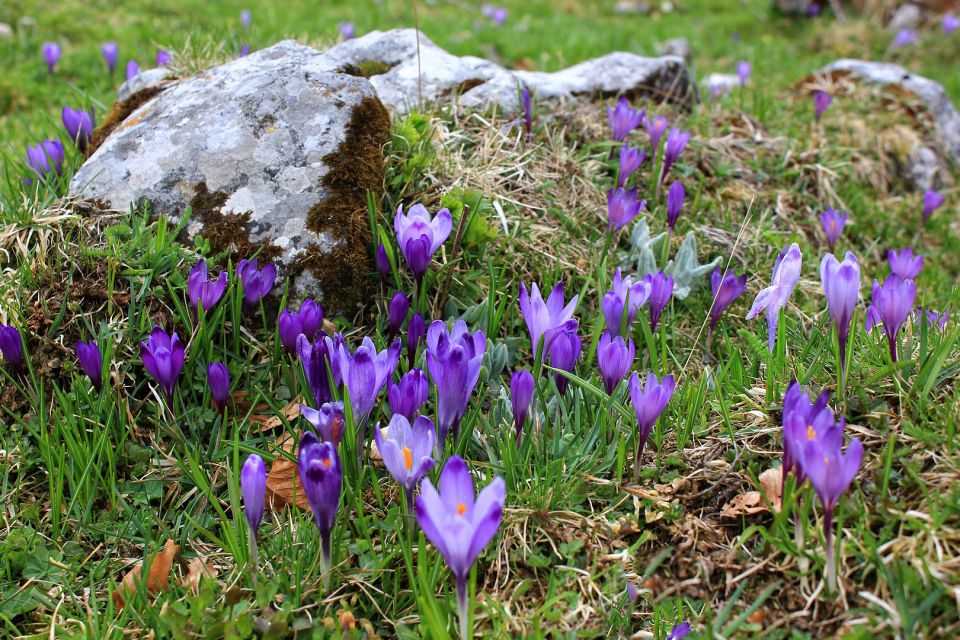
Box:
<box><xmin>510</xmin><ymin>369</ymin><xmax>535</xmax><ymax>441</ymax></box>
<box><xmin>156</xmin><ymin>49</ymin><xmax>172</xmax><ymax>66</ymax></box>
<box><xmin>549</xmin><ymin>328</ymin><xmax>581</xmax><ymax>395</ymax></box>
<box><xmin>647</xmin><ymin>271</ymin><xmax>674</xmax><ymax>331</ymax></box>
<box><xmin>298</xmin><ymin>432</ymin><xmax>342</xmax><ymax>569</ymax></box>
<box><xmin>387</xmin><ymin>368</ymin><xmax>429</xmax><ymax>420</ymax></box>
<box><xmin>42</xmin><ymin>42</ymin><xmax>61</xmax><ymax>74</ymax></box>
<box><xmin>666</xmin><ymin>181</ymin><xmax>685</xmax><ymax>231</ymax></box>
<box><xmin>708</xmin><ymin>267</ymin><xmax>747</xmax><ymax>335</ymax></box>
<box><xmin>338</xmin><ymin>22</ymin><xmax>356</xmax><ymax>39</ymax></box>
<box><xmin>820</xmin><ymin>253</ymin><xmax>860</xmax><ymax>376</ymax></box>
<box><xmin>25</xmin><ymin>139</ymin><xmax>65</xmax><ymax>183</ymax></box>
<box><xmin>278</xmin><ymin>309</ymin><xmax>303</xmax><ymax>355</ymax></box>
<box><xmin>126</xmin><ymin>59</ymin><xmax>140</xmax><ymax>80</ymax></box>
<box><xmin>76</xmin><ymin>340</ymin><xmax>103</xmax><ymax>391</ymax></box>
<box><xmin>0</xmin><ymin>324</ymin><xmax>26</xmax><ymax>374</ymax></box>
<box><xmin>922</xmin><ymin>189</ymin><xmax>944</xmax><ymax>224</ymax></box>
<box><xmin>819</xmin><ymin>208</ymin><xmax>847</xmax><ymax>252</ymax></box>
<box><xmin>387</xmin><ymin>291</ymin><xmax>410</xmax><ymax>336</ymax></box>
<box><xmin>406</xmin><ymin>312</ymin><xmax>426</xmax><ymax>367</ymax></box>
<box><xmin>813</xmin><ymin>91</ymin><xmax>832</xmax><ymax>121</ymax></box>
<box><xmin>241</xmin><ymin>453</ymin><xmax>267</xmax><ymax>533</ymax></box>
<box><xmin>207</xmin><ymin>362</ymin><xmax>230</xmax><ymax>412</ymax></box>
<box><xmin>376</xmin><ymin>243</ymin><xmax>391</xmax><ymax>281</ymax></box>
<box><xmin>101</xmin><ymin>42</ymin><xmax>119</xmax><ymax>73</ymax></box>
<box><xmin>596</xmin><ymin>331</ymin><xmax>635</xmax><ymax>394</ymax></box>
<box><xmin>240</xmin><ymin>9</ymin><xmax>252</xmax><ymax>30</ymax></box>
<box><xmin>236</xmin><ymin>258</ymin><xmax>277</xmax><ymax>309</ymax></box>
<box><xmin>62</xmin><ymin>107</ymin><xmax>95</xmax><ymax>152</ymax></box>
<box><xmin>140</xmin><ymin>325</ymin><xmax>185</xmax><ymax>403</ymax></box>
<box><xmin>736</xmin><ymin>60</ymin><xmax>751</xmax><ymax>85</ymax></box>
<box><xmin>643</xmin><ymin>114</ymin><xmax>668</xmax><ymax>151</ymax></box>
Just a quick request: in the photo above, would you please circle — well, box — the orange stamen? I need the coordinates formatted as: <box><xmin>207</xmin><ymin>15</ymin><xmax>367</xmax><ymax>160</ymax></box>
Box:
<box><xmin>403</xmin><ymin>446</ymin><xmax>413</xmax><ymax>471</ymax></box>
<box><xmin>456</xmin><ymin>502</ymin><xmax>467</xmax><ymax>516</ymax></box>
<box><xmin>806</xmin><ymin>425</ymin><xmax>816</xmax><ymax>440</ymax></box>
<box><xmin>323</xmin><ymin>458</ymin><xmax>331</xmax><ymax>468</ymax></box>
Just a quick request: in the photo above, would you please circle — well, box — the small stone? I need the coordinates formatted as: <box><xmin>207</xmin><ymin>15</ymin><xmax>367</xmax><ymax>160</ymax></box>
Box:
<box><xmin>774</xmin><ymin>0</ymin><xmax>813</xmax><ymax>14</ymax></box>
<box><xmin>703</xmin><ymin>73</ymin><xmax>740</xmax><ymax>97</ymax></box>
<box><xmin>903</xmin><ymin>145</ymin><xmax>943</xmax><ymax>192</ymax></box>
<box><xmin>0</xmin><ymin>23</ymin><xmax>13</xmax><ymax>39</ymax></box>
<box><xmin>887</xmin><ymin>4</ymin><xmax>922</xmax><ymax>32</ymax></box>
<box><xmin>659</xmin><ymin>38</ymin><xmax>692</xmax><ymax>64</ymax></box>
<box><xmin>614</xmin><ymin>0</ymin><xmax>651</xmax><ymax>14</ymax></box>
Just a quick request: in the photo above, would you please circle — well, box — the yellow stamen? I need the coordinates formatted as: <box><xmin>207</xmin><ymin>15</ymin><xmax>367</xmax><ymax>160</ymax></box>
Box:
<box><xmin>403</xmin><ymin>446</ymin><xmax>413</xmax><ymax>471</ymax></box>
<box><xmin>806</xmin><ymin>425</ymin><xmax>816</xmax><ymax>440</ymax></box>
<box><xmin>456</xmin><ymin>502</ymin><xmax>467</xmax><ymax>516</ymax></box>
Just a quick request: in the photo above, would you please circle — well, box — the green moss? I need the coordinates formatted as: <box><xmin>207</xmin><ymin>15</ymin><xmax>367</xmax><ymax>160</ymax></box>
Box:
<box><xmin>85</xmin><ymin>86</ymin><xmax>166</xmax><ymax>159</ymax></box>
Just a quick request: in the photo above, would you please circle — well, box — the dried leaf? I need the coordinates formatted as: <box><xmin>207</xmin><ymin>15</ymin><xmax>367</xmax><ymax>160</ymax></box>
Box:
<box><xmin>250</xmin><ymin>397</ymin><xmax>302</xmax><ymax>433</ymax></box>
<box><xmin>113</xmin><ymin>539</ymin><xmax>180</xmax><ymax>609</ymax></box>
<box><xmin>181</xmin><ymin>557</ymin><xmax>218</xmax><ymax>592</ymax></box>
<box><xmin>338</xmin><ymin>610</ymin><xmax>357</xmax><ymax>630</ymax></box>
<box><xmin>265</xmin><ymin>435</ymin><xmax>310</xmax><ymax>510</ymax></box>
<box><xmin>720</xmin><ymin>491</ymin><xmax>766</xmax><ymax>517</ymax></box>
<box><xmin>758</xmin><ymin>467</ymin><xmax>783</xmax><ymax>512</ymax></box>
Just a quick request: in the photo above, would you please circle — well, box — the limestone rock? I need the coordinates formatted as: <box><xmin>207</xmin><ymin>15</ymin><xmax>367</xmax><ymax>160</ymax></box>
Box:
<box><xmin>322</xmin><ymin>28</ymin><xmax>695</xmax><ymax>115</ymax></box>
<box><xmin>819</xmin><ymin>59</ymin><xmax>960</xmax><ymax>163</ymax></box>
<box><xmin>887</xmin><ymin>4</ymin><xmax>922</xmax><ymax>32</ymax></box>
<box><xmin>118</xmin><ymin>67</ymin><xmax>174</xmax><ymax>102</ymax></box>
<box><xmin>659</xmin><ymin>38</ymin><xmax>692</xmax><ymax>64</ymax></box>
<box><xmin>70</xmin><ymin>40</ymin><xmax>390</xmax><ymax>309</ymax></box>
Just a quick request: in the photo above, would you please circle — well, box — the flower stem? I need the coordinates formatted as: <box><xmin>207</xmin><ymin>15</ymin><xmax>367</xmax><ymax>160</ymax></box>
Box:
<box><xmin>824</xmin><ymin>509</ymin><xmax>836</xmax><ymax>593</ymax></box>
<box><xmin>456</xmin><ymin>575</ymin><xmax>470</xmax><ymax>640</ymax></box>
<box><xmin>320</xmin><ymin>530</ymin><xmax>332</xmax><ymax>590</ymax></box>
<box><xmin>248</xmin><ymin>527</ymin><xmax>259</xmax><ymax>586</ymax></box>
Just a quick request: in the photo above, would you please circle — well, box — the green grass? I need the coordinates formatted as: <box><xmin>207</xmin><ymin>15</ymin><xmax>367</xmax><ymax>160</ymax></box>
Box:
<box><xmin>2</xmin><ymin>0</ymin><xmax>960</xmax><ymax>638</ymax></box>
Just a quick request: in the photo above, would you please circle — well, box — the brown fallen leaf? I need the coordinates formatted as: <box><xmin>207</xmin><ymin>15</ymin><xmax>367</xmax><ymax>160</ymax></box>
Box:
<box><xmin>181</xmin><ymin>557</ymin><xmax>219</xmax><ymax>592</ymax></box>
<box><xmin>113</xmin><ymin>539</ymin><xmax>180</xmax><ymax>609</ymax></box>
<box><xmin>758</xmin><ymin>467</ymin><xmax>783</xmax><ymax>512</ymax></box>
<box><xmin>265</xmin><ymin>435</ymin><xmax>310</xmax><ymax>510</ymax></box>
<box><xmin>720</xmin><ymin>491</ymin><xmax>766</xmax><ymax>517</ymax></box>
<box><xmin>338</xmin><ymin>610</ymin><xmax>357</xmax><ymax>631</ymax></box>
<box><xmin>250</xmin><ymin>397</ymin><xmax>302</xmax><ymax>433</ymax></box>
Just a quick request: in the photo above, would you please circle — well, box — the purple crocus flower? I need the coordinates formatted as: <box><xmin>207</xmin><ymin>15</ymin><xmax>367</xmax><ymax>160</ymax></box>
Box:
<box><xmin>627</xmin><ymin>372</ymin><xmax>676</xmax><ymax>478</ymax></box>
<box><xmin>746</xmin><ymin>243</ymin><xmax>803</xmax><ymax>351</ymax></box>
<box><xmin>945</xmin><ymin>14</ymin><xmax>960</xmax><ymax>35</ymax></box>
<box><xmin>278</xmin><ymin>299</ymin><xmax>323</xmax><ymax>354</ymax></box>
<box><xmin>387</xmin><ymin>291</ymin><xmax>410</xmax><ymax>337</ymax></box>
<box><xmin>415</xmin><ymin>456</ymin><xmax>505</xmax><ymax>639</ymax></box>
<box><xmin>820</xmin><ymin>253</ymin><xmax>860</xmax><ymax>377</ymax></box>
<box><xmin>781</xmin><ymin>381</ymin><xmax>837</xmax><ymax>491</ymax></box>
<box><xmin>241</xmin><ymin>453</ymin><xmax>266</xmax><ymax>536</ymax></box>
<box><xmin>42</xmin><ymin>42</ymin><xmax>61</xmax><ymax>74</ymax></box>
<box><xmin>240</xmin><ymin>10</ymin><xmax>252</xmax><ymax>30</ymax></box>
<box><xmin>301</xmin><ymin>401</ymin><xmax>346</xmax><ymax>446</ymax></box>
<box><xmin>0</xmin><ymin>325</ymin><xmax>25</xmax><ymax>374</ymax></box>
<box><xmin>188</xmin><ymin>259</ymin><xmax>228</xmax><ymax>315</ymax></box>
<box><xmin>425</xmin><ymin>320</ymin><xmax>486</xmax><ymax>447</ymax></box>
<box><xmin>736</xmin><ymin>60</ymin><xmax>751</xmax><ymax>85</ymax></box>
<box><xmin>388</xmin><ymin>368</ymin><xmax>430</xmax><ymax>420</ymax></box>
<box><xmin>521</xmin><ymin>86</ymin><xmax>533</xmax><ymax>138</ymax></box>
<box><xmin>606</xmin><ymin>97</ymin><xmax>645</xmax><ymax>142</ymax></box>
<box><xmin>407</xmin><ymin>312</ymin><xmax>426</xmax><ymax>369</ymax></box>
<box><xmin>892</xmin><ymin>28</ymin><xmax>917</xmax><ymax>49</ymax></box>
<box><xmin>101</xmin><ymin>42</ymin><xmax>119</xmax><ymax>73</ymax></box>
<box><xmin>298</xmin><ymin>432</ymin><xmax>342</xmax><ymax>571</ymax></box>
<box><xmin>156</xmin><ymin>50</ymin><xmax>172</xmax><ymax>66</ymax></box>
<box><xmin>922</xmin><ymin>189</ymin><xmax>945</xmax><ymax>224</ymax></box>
<box><xmin>607</xmin><ymin>187</ymin><xmax>647</xmax><ymax>233</ymax></box>
<box><xmin>519</xmin><ymin>281</ymin><xmax>579</xmax><ymax>360</ymax></box>
<box><xmin>602</xmin><ymin>268</ymin><xmax>651</xmax><ymax>337</ymax></box>
<box><xmin>647</xmin><ymin>271</ymin><xmax>674</xmax><ymax>332</ymax></box>
<box><xmin>75</xmin><ymin>340</ymin><xmax>103</xmax><ymax>391</ymax></box>
<box><xmin>867</xmin><ymin>275</ymin><xmax>916</xmax><ymax>362</ymax></box>
<box><xmin>813</xmin><ymin>91</ymin><xmax>832</xmax><ymax>121</ymax></box>
<box><xmin>666</xmin><ymin>180</ymin><xmax>685</xmax><ymax>231</ymax></box>
<box><xmin>549</xmin><ymin>328</ymin><xmax>581</xmax><ymax>396</ymax></box>
<box><xmin>510</xmin><ymin>369</ymin><xmax>535</xmax><ymax>441</ymax></box>
<box><xmin>207</xmin><ymin>362</ymin><xmax>230</xmax><ymax>412</ymax></box>
<box><xmin>140</xmin><ymin>325</ymin><xmax>185</xmax><ymax>403</ymax></box>
<box><xmin>298</xmin><ymin>334</ymin><xmax>333</xmax><ymax>407</ymax></box>
<box><xmin>800</xmin><ymin>422</ymin><xmax>862</xmax><ymax>592</ymax></box>
<box><xmin>888</xmin><ymin>247</ymin><xmax>923</xmax><ymax>280</ymax></box>
<box><xmin>394</xmin><ymin>203</ymin><xmax>453</xmax><ymax>283</ymax></box>
<box><xmin>376</xmin><ymin>243</ymin><xmax>392</xmax><ymax>282</ymax></box>
<box><xmin>667</xmin><ymin>622</ymin><xmax>693</xmax><ymax>640</ymax></box>
<box><xmin>338</xmin><ymin>22</ymin><xmax>356</xmax><ymax>39</ymax></box>
<box><xmin>337</xmin><ymin>337</ymin><xmax>401</xmax><ymax>426</ymax></box>
<box><xmin>819</xmin><ymin>208</ymin><xmax>847</xmax><ymax>252</ymax></box>
<box><xmin>661</xmin><ymin>128</ymin><xmax>691</xmax><ymax>180</ymax></box>
<box><xmin>482</xmin><ymin>5</ymin><xmax>508</xmax><ymax>26</ymax></box>
<box><xmin>914</xmin><ymin>307</ymin><xmax>949</xmax><ymax>331</ymax></box>
<box><xmin>708</xmin><ymin>267</ymin><xmax>747</xmax><ymax>336</ymax></box>
<box><xmin>617</xmin><ymin>144</ymin><xmax>646</xmax><ymax>187</ymax></box>
<box><xmin>238</xmin><ymin>45</ymin><xmax>250</xmax><ymax>58</ymax></box>
<box><xmin>126</xmin><ymin>59</ymin><xmax>140</xmax><ymax>80</ymax></box>
<box><xmin>375</xmin><ymin>414</ymin><xmax>436</xmax><ymax>510</ymax></box>
<box><xmin>236</xmin><ymin>258</ymin><xmax>277</xmax><ymax>309</ymax></box>
<box><xmin>25</xmin><ymin>139</ymin><xmax>65</xmax><ymax>182</ymax></box>
<box><xmin>643</xmin><ymin>114</ymin><xmax>669</xmax><ymax>151</ymax></box>
<box><xmin>596</xmin><ymin>331</ymin><xmax>635</xmax><ymax>394</ymax></box>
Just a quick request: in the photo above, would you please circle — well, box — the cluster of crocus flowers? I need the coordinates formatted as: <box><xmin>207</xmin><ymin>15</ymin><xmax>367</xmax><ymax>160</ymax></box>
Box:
<box><xmin>394</xmin><ymin>203</ymin><xmax>452</xmax><ymax>285</ymax></box>
<box><xmin>241</xmin><ymin>453</ymin><xmax>267</xmax><ymax>566</ymax></box>
<box><xmin>75</xmin><ymin>340</ymin><xmax>103</xmax><ymax>391</ymax></box>
<box><xmin>140</xmin><ymin>325</ymin><xmax>185</xmax><ymax>404</ymax></box>
<box><xmin>278</xmin><ymin>299</ymin><xmax>323</xmax><ymax>354</ymax></box>
<box><xmin>236</xmin><ymin>259</ymin><xmax>277</xmax><ymax>309</ymax></box>
<box><xmin>781</xmin><ymin>382</ymin><xmax>862</xmax><ymax>592</ymax></box>
<box><xmin>820</xmin><ymin>252</ymin><xmax>860</xmax><ymax>384</ymax></box>
<box><xmin>374</xmin><ymin>414</ymin><xmax>436</xmax><ymax>510</ymax></box>
<box><xmin>606</xmin><ymin>97</ymin><xmax>644</xmax><ymax>142</ymax></box>
<box><xmin>819</xmin><ymin>208</ymin><xmax>847</xmax><ymax>252</ymax></box>
<box><xmin>602</xmin><ymin>269</ymin><xmax>650</xmax><ymax>337</ymax></box>
<box><xmin>627</xmin><ymin>372</ymin><xmax>675</xmax><ymax>481</ymax></box>
<box><xmin>520</xmin><ymin>86</ymin><xmax>533</xmax><ymax>139</ymax></box>
<box><xmin>425</xmin><ymin>320</ymin><xmax>486</xmax><ymax>448</ymax></box>
<box><xmin>510</xmin><ymin>369</ymin><xmax>534</xmax><ymax>441</ymax></box>
<box><xmin>298</xmin><ymin>432</ymin><xmax>343</xmax><ymax>575</ymax></box>
<box><xmin>188</xmin><ymin>259</ymin><xmax>228</xmax><ymax>315</ymax></box>
<box><xmin>62</xmin><ymin>107</ymin><xmax>95</xmax><ymax>152</ymax></box>
<box><xmin>518</xmin><ymin>282</ymin><xmax>578</xmax><ymax>361</ymax></box>
<box><xmin>607</xmin><ymin>187</ymin><xmax>647</xmax><ymax>234</ymax></box>
<box><xmin>747</xmin><ymin>243</ymin><xmax>802</xmax><ymax>351</ymax></box>
<box><xmin>388</xmin><ymin>368</ymin><xmax>429</xmax><ymax>420</ymax></box>
<box><xmin>415</xmin><ymin>456</ymin><xmax>505</xmax><ymax>640</ymax></box>
<box><xmin>25</xmin><ymin>139</ymin><xmax>65</xmax><ymax>183</ymax></box>
<box><xmin>0</xmin><ymin>324</ymin><xmax>26</xmax><ymax>374</ymax></box>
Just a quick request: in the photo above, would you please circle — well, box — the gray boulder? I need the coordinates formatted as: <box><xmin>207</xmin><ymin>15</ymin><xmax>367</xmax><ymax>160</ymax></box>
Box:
<box><xmin>70</xmin><ymin>40</ymin><xmax>390</xmax><ymax>309</ymax></box>
<box><xmin>659</xmin><ymin>38</ymin><xmax>692</xmax><ymax>64</ymax></box>
<box><xmin>322</xmin><ymin>28</ymin><xmax>695</xmax><ymax>115</ymax></box>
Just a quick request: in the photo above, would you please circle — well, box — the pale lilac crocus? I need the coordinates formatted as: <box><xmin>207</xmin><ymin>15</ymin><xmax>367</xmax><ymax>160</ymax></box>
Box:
<box><xmin>661</xmin><ymin>129</ymin><xmax>691</xmax><ymax>180</ymax></box>
<box><xmin>617</xmin><ymin>144</ymin><xmax>646</xmax><ymax>187</ymax></box>
<box><xmin>101</xmin><ymin>42</ymin><xmax>119</xmax><ymax>74</ymax></box>
<box><xmin>188</xmin><ymin>260</ymin><xmax>228</xmax><ymax>315</ymax></box>
<box><xmin>375</xmin><ymin>414</ymin><xmax>436</xmax><ymax>510</ymax></box>
<box><xmin>415</xmin><ymin>456</ymin><xmax>505</xmax><ymax>640</ymax></box>
<box><xmin>394</xmin><ymin>203</ymin><xmax>452</xmax><ymax>283</ymax></box>
<box><xmin>708</xmin><ymin>267</ymin><xmax>747</xmax><ymax>337</ymax></box>
<box><xmin>867</xmin><ymin>275</ymin><xmax>916</xmax><ymax>362</ymax></box>
<box><xmin>602</xmin><ymin>268</ymin><xmax>651</xmax><ymax>336</ymax></box>
<box><xmin>337</xmin><ymin>337</ymin><xmax>401</xmax><ymax>427</ymax></box>
<box><xmin>241</xmin><ymin>453</ymin><xmax>267</xmax><ymax>565</ymax></box>
<box><xmin>892</xmin><ymin>29</ymin><xmax>917</xmax><ymax>49</ymax></box>
<box><xmin>666</xmin><ymin>180</ymin><xmax>685</xmax><ymax>231</ymax></box>
<box><xmin>126</xmin><ymin>60</ymin><xmax>140</xmax><ymax>80</ymax></box>
<box><xmin>42</xmin><ymin>42</ymin><xmax>61</xmax><ymax>74</ymax></box>
<box><xmin>339</xmin><ymin>22</ymin><xmax>356</xmax><ymax>39</ymax></box>
<box><xmin>518</xmin><ymin>282</ymin><xmax>578</xmax><ymax>360</ymax></box>
<box><xmin>746</xmin><ymin>243</ymin><xmax>803</xmax><ymax>351</ymax></box>
<box><xmin>888</xmin><ymin>247</ymin><xmax>923</xmax><ymax>280</ymax></box>
<box><xmin>407</xmin><ymin>312</ymin><xmax>426</xmax><ymax>369</ymax></box>
<box><xmin>647</xmin><ymin>271</ymin><xmax>674</xmax><ymax>332</ymax></box>
<box><xmin>156</xmin><ymin>50</ymin><xmax>172</xmax><ymax>66</ymax></box>
<box><xmin>596</xmin><ymin>332</ymin><xmax>635</xmax><ymax>394</ymax></box>
<box><xmin>607</xmin><ymin>187</ymin><xmax>647</xmax><ymax>233</ymax></box>
<box><xmin>944</xmin><ymin>14</ymin><xmax>960</xmax><ymax>35</ymax></box>
<box><xmin>644</xmin><ymin>114</ymin><xmax>669</xmax><ymax>151</ymax></box>
<box><xmin>606</xmin><ymin>97</ymin><xmax>645</xmax><ymax>142</ymax></box>
<box><xmin>627</xmin><ymin>372</ymin><xmax>676</xmax><ymax>480</ymax></box>
<box><xmin>820</xmin><ymin>253</ymin><xmax>860</xmax><ymax>378</ymax></box>
<box><xmin>819</xmin><ymin>208</ymin><xmax>847</xmax><ymax>251</ymax></box>
<box><xmin>62</xmin><ymin>107</ymin><xmax>95</xmax><ymax>151</ymax></box>
<box><xmin>736</xmin><ymin>60</ymin><xmax>751</xmax><ymax>85</ymax></box>
<box><xmin>240</xmin><ymin>10</ymin><xmax>252</xmax><ymax>30</ymax></box>
<box><xmin>425</xmin><ymin>320</ymin><xmax>486</xmax><ymax>447</ymax></box>
<box><xmin>922</xmin><ymin>189</ymin><xmax>944</xmax><ymax>224</ymax></box>
<box><xmin>813</xmin><ymin>91</ymin><xmax>832</xmax><ymax>121</ymax></box>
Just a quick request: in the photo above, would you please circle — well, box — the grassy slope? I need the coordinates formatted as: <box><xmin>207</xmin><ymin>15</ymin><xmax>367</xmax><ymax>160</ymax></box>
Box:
<box><xmin>1</xmin><ymin>0</ymin><xmax>960</xmax><ymax>639</ymax></box>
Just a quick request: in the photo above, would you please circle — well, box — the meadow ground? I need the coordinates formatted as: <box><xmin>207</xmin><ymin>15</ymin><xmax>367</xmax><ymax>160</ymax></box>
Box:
<box><xmin>1</xmin><ymin>0</ymin><xmax>959</xmax><ymax>638</ymax></box>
